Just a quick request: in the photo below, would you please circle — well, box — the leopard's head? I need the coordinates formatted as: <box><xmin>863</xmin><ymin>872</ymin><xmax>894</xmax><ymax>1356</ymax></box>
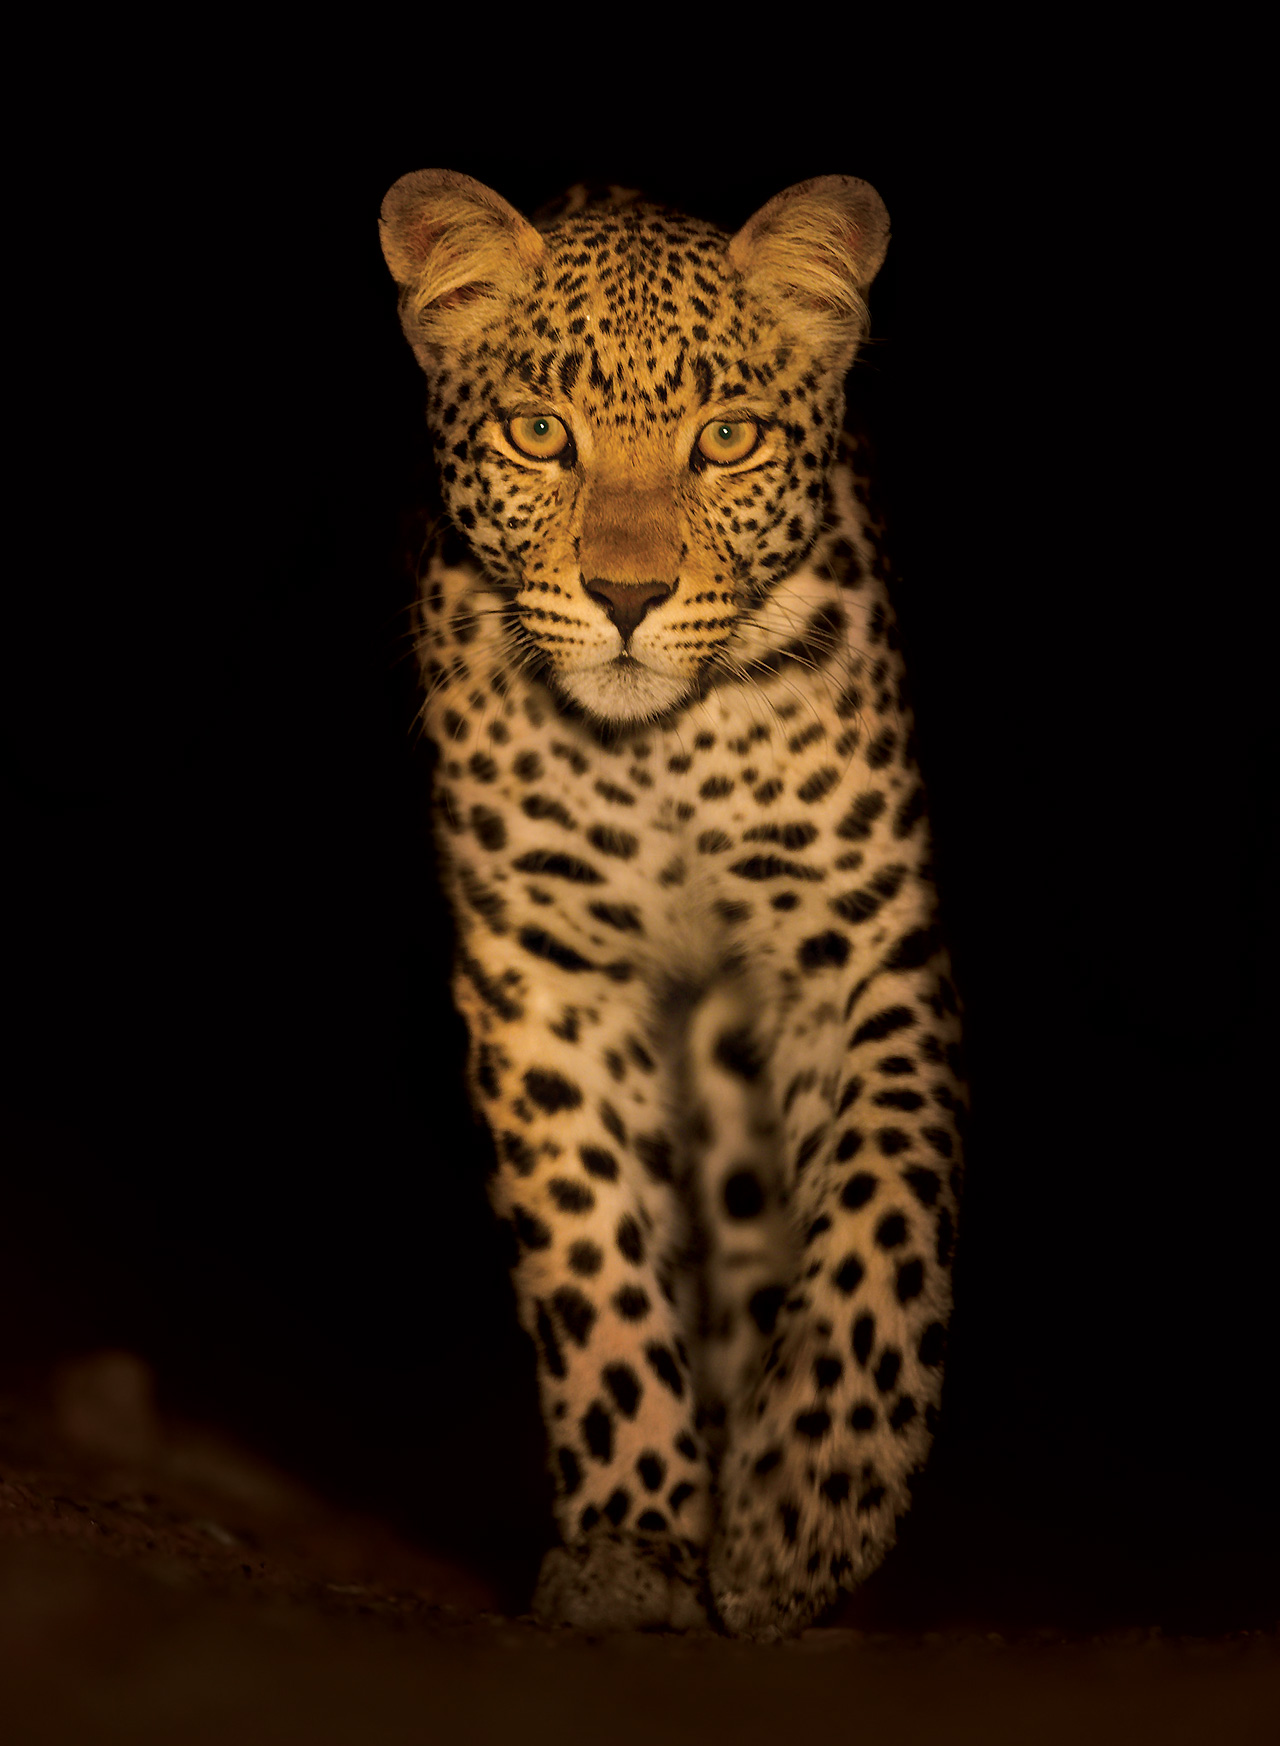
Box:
<box><xmin>381</xmin><ymin>171</ymin><xmax>888</xmax><ymax>725</ymax></box>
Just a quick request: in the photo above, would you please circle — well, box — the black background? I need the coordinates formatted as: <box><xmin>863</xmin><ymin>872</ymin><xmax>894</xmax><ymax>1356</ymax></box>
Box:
<box><xmin>8</xmin><ymin>59</ymin><xmax>1272</xmax><ymax>1628</ymax></box>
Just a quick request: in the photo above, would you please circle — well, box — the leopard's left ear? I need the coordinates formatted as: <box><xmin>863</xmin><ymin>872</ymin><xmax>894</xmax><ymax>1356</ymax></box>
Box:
<box><xmin>727</xmin><ymin>176</ymin><xmax>889</xmax><ymax>361</ymax></box>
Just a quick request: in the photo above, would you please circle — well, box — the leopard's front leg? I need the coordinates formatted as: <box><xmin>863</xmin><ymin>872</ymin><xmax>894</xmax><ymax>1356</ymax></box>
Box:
<box><xmin>708</xmin><ymin>922</ymin><xmax>964</xmax><ymax>1640</ymax></box>
<box><xmin>453</xmin><ymin>951</ymin><xmax>712</xmax><ymax>1630</ymax></box>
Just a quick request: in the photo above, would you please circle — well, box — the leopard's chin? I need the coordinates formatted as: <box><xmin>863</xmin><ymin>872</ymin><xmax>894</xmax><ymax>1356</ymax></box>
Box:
<box><xmin>557</xmin><ymin>656</ymin><xmax>692</xmax><ymax>725</ymax></box>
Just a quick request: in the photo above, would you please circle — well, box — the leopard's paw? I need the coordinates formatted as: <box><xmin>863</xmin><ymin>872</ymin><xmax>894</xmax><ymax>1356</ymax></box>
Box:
<box><xmin>533</xmin><ymin>1529</ymin><xmax>708</xmax><ymax>1631</ymax></box>
<box><xmin>709</xmin><ymin>1357</ymin><xmax>909</xmax><ymax>1638</ymax></box>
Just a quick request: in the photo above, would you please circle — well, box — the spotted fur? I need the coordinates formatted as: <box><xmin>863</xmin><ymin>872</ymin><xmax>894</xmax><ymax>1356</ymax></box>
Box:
<box><xmin>379</xmin><ymin>171</ymin><xmax>964</xmax><ymax>1638</ymax></box>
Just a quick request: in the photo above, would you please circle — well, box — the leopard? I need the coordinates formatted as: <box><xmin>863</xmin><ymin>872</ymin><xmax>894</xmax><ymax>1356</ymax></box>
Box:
<box><xmin>378</xmin><ymin>169</ymin><xmax>964</xmax><ymax>1639</ymax></box>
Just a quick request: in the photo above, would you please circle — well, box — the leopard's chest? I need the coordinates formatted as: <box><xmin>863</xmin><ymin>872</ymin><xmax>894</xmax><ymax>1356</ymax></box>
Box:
<box><xmin>433</xmin><ymin>660</ymin><xmax>886</xmax><ymax>998</ymax></box>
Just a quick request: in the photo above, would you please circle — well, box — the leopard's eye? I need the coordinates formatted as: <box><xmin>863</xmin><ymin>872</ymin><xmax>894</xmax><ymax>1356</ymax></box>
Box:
<box><xmin>508</xmin><ymin>414</ymin><xmax>570</xmax><ymax>460</ymax></box>
<box><xmin>696</xmin><ymin>419</ymin><xmax>761</xmax><ymax>466</ymax></box>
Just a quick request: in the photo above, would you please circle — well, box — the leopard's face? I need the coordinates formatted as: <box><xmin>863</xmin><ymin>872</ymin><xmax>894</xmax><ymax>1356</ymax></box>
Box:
<box><xmin>424</xmin><ymin>209</ymin><xmax>849</xmax><ymax>724</ymax></box>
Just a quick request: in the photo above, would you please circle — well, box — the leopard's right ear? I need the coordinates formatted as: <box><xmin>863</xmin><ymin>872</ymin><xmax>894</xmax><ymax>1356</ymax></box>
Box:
<box><xmin>380</xmin><ymin>170</ymin><xmax>545</xmax><ymax>366</ymax></box>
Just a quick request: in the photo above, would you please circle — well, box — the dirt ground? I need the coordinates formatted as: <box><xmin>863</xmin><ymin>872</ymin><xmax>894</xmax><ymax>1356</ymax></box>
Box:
<box><xmin>1</xmin><ymin>1353</ymin><xmax>1275</xmax><ymax>1746</ymax></box>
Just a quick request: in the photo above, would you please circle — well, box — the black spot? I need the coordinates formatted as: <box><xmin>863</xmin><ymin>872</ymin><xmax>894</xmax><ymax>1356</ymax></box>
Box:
<box><xmin>875</xmin><ymin>1212</ymin><xmax>908</xmax><ymax>1249</ymax></box>
<box><xmin>743</xmin><ymin>821</ymin><xmax>818</xmax><ymax>850</ymax></box>
<box><xmin>604</xmin><ymin>1363</ymin><xmax>642</xmax><ymax>1418</ymax></box>
<box><xmin>713</xmin><ymin>1027</ymin><xmax>764</xmax><ymax>1081</ymax></box>
<box><xmin>554</xmin><ymin>1287</ymin><xmax>597</xmax><ymax>1347</ymax></box>
<box><xmin>535</xmin><ymin>1302</ymin><xmax>565</xmax><ymax>1379</ymax></box>
<box><xmin>582</xmin><ymin>1402</ymin><xmax>613</xmax><ymax>1461</ymax></box>
<box><xmin>513</xmin><ymin>1207</ymin><xmax>552</xmax><ymax>1251</ymax></box>
<box><xmin>498</xmin><ymin>1131</ymin><xmax>537</xmax><ymax>1177</ymax></box>
<box><xmin>835</xmin><ymin>1128</ymin><xmax>864</xmax><ymax>1162</ymax></box>
<box><xmin>668</xmin><ymin>1480</ymin><xmax>696</xmax><ymax>1514</ymax></box>
<box><xmin>866</xmin><ymin>729</ymin><xmax>896</xmax><ymax>768</ymax></box>
<box><xmin>856</xmin><ymin>1484</ymin><xmax>886</xmax><ymax>1514</ymax></box>
<box><xmin>797</xmin><ymin>766</ymin><xmax>839</xmax><ymax>803</ymax></box>
<box><xmin>700</xmin><ymin>775</ymin><xmax>734</xmax><ymax>799</ymax></box>
<box><xmin>779</xmin><ymin>1503</ymin><xmax>799</xmax><ymax>1544</ymax></box>
<box><xmin>581</xmin><ymin>1146</ymin><xmax>619</xmax><ymax>1180</ymax></box>
<box><xmin>604</xmin><ymin>1488</ymin><xmax>630</xmax><ymax>1526</ymax></box>
<box><xmin>852</xmin><ymin>1314</ymin><xmax>875</xmax><ymax>1368</ymax></box>
<box><xmin>837</xmin><ymin>1077</ymin><xmax>864</xmax><ymax>1115</ymax></box>
<box><xmin>893</xmin><ymin>785</ymin><xmax>926</xmax><ymax>838</ymax></box>
<box><xmin>512</xmin><ymin>751</ymin><xmax>543</xmax><ymax>781</ymax></box>
<box><xmin>923</xmin><ymin>1126</ymin><xmax>955</xmax><ymax>1159</ymax></box>
<box><xmin>799</xmin><ymin>931</ymin><xmax>851</xmax><ymax>971</ymax></box>
<box><xmin>883</xmin><ymin>925</ymin><xmax>941</xmax><ymax>971</ymax></box>
<box><xmin>616</xmin><ymin>1214</ymin><xmax>645</xmax><ymax>1263</ymax></box>
<box><xmin>850</xmin><ymin>1005</ymin><xmax>915</xmax><ymax>1047</ymax></box>
<box><xmin>849</xmin><ymin>1403</ymin><xmax>876</xmax><ymax>1431</ymax></box>
<box><xmin>587</xmin><ymin>824</ymin><xmax>638</xmax><ymax>859</ymax></box>
<box><xmin>795</xmin><ymin>1409</ymin><xmax>831</xmax><ymax>1440</ymax></box>
<box><xmin>841</xmin><ymin>1172</ymin><xmax>878</xmax><ymax>1210</ymax></box>
<box><xmin>548</xmin><ymin>1178</ymin><xmax>595</xmax><ymax>1214</ymax></box>
<box><xmin>795</xmin><ymin>1126</ymin><xmax>825</xmax><ymax>1174</ymax></box>
<box><xmin>475</xmin><ymin>1043</ymin><xmax>500</xmax><ymax>1098</ymax></box>
<box><xmin>569</xmin><ymin>1240</ymin><xmax>604</xmax><ymax>1277</ymax></box>
<box><xmin>520</xmin><ymin>921</ymin><xmax>593</xmax><ymax>977</ymax></box>
<box><xmin>613</xmin><ymin>1285</ymin><xmax>651</xmax><ymax>1321</ymax></box>
<box><xmin>876</xmin><ymin>1128</ymin><xmax>910</xmax><ymax>1157</ymax></box>
<box><xmin>600</xmin><ymin>1102</ymin><xmax>627</xmax><ymax>1144</ymax></box>
<box><xmin>903</xmin><ymin>1167</ymin><xmax>941</xmax><ymax>1206</ymax></box>
<box><xmin>635</xmin><ymin>1133</ymin><xmax>674</xmax><ymax>1183</ymax></box>
<box><xmin>833</xmin><ymin>1254</ymin><xmax>865</xmax><ymax>1295</ymax></box>
<box><xmin>889</xmin><ymin>1395</ymin><xmax>917</xmax><ymax>1432</ymax></box>
<box><xmin>469</xmin><ymin>805</ymin><xmax>507</xmax><ymax>850</ymax></box>
<box><xmin>730</xmin><ymin>854</ymin><xmax>822</xmax><ymax>882</ymax></box>
<box><xmin>820</xmin><ymin>1471</ymin><xmax>851</xmax><ymax>1505</ymax></box>
<box><xmin>814</xmin><ymin>1356</ymin><xmax>844</xmax><ymax>1390</ymax></box>
<box><xmin>636</xmin><ymin>1509</ymin><xmax>668</xmax><ymax>1533</ymax></box>
<box><xmin>895</xmin><ymin>1258</ymin><xmax>925</xmax><ymax>1302</ymax></box>
<box><xmin>748</xmin><ymin>1285</ymin><xmax>786</xmax><ymax>1335</ymax></box>
<box><xmin>521</xmin><ymin>794</ymin><xmax>576</xmax><ymax>829</ymax></box>
<box><xmin>831</xmin><ymin>865</ymin><xmax>906</xmax><ymax>926</ymax></box>
<box><xmin>512</xmin><ymin>849</ymin><xmax>603</xmax><ymax>884</ymax></box>
<box><xmin>697</xmin><ymin>829</ymin><xmax>733</xmax><ymax>853</ymax></box>
<box><xmin>557</xmin><ymin>1446</ymin><xmax>582</xmax><ymax>1497</ymax></box>
<box><xmin>754</xmin><ymin>1449</ymin><xmax>782</xmax><ymax>1476</ymax></box>
<box><xmin>588</xmin><ymin>901</ymin><xmax>644</xmax><ymax>932</ymax></box>
<box><xmin>644</xmin><ymin>1343</ymin><xmax>685</xmax><ymax>1398</ymax></box>
<box><xmin>722</xmin><ymin>1169</ymin><xmax>764</xmax><ymax>1219</ymax></box>
<box><xmin>875</xmin><ymin>1088</ymin><xmax>925</xmax><ymax>1112</ymax></box>
<box><xmin>804</xmin><ymin>1215</ymin><xmax>831</xmax><ymax>1246</ymax></box>
<box><xmin>637</xmin><ymin>1453</ymin><xmax>666</xmax><ymax>1491</ymax></box>
<box><xmin>874</xmin><ymin>1348</ymin><xmax>902</xmax><ymax>1394</ymax></box>
<box><xmin>835</xmin><ymin>791</ymin><xmax>885</xmax><ymax>841</ymax></box>
<box><xmin>523</xmin><ymin>1069</ymin><xmax>582</xmax><ymax>1112</ymax></box>
<box><xmin>579</xmin><ymin>1504</ymin><xmax>599</xmax><ymax>1533</ymax></box>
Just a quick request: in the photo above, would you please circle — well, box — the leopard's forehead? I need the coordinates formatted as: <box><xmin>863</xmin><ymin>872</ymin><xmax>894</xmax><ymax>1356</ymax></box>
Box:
<box><xmin>492</xmin><ymin>206</ymin><xmax>781</xmax><ymax>429</ymax></box>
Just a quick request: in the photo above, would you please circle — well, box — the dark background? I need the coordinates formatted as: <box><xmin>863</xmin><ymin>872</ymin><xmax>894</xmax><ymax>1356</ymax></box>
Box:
<box><xmin>8</xmin><ymin>68</ymin><xmax>1272</xmax><ymax>1628</ymax></box>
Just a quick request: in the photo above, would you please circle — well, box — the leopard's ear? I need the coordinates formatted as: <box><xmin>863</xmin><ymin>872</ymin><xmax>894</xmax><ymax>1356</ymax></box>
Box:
<box><xmin>727</xmin><ymin>176</ymin><xmax>889</xmax><ymax>363</ymax></box>
<box><xmin>380</xmin><ymin>170</ymin><xmax>545</xmax><ymax>365</ymax></box>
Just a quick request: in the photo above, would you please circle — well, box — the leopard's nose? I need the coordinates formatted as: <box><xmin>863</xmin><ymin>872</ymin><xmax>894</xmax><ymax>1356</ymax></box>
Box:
<box><xmin>583</xmin><ymin>578</ymin><xmax>675</xmax><ymax>642</ymax></box>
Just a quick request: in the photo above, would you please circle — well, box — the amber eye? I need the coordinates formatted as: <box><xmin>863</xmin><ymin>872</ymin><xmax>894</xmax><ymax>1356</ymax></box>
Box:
<box><xmin>508</xmin><ymin>414</ymin><xmax>570</xmax><ymax>460</ymax></box>
<box><xmin>696</xmin><ymin>419</ymin><xmax>761</xmax><ymax>466</ymax></box>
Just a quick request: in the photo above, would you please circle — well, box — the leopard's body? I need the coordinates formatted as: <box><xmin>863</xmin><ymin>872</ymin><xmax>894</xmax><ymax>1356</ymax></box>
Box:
<box><xmin>379</xmin><ymin>172</ymin><xmax>964</xmax><ymax>1637</ymax></box>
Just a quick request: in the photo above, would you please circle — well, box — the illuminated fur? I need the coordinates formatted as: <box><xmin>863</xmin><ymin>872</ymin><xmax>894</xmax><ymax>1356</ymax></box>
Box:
<box><xmin>380</xmin><ymin>172</ymin><xmax>963</xmax><ymax>1637</ymax></box>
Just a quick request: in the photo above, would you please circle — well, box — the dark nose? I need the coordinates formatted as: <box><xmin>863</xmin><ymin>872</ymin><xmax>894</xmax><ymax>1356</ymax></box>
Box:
<box><xmin>583</xmin><ymin>578</ymin><xmax>675</xmax><ymax>643</ymax></box>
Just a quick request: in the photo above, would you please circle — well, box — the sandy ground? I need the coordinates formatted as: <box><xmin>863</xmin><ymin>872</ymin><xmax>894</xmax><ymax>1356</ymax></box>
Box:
<box><xmin>1</xmin><ymin>1353</ymin><xmax>1275</xmax><ymax>1745</ymax></box>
